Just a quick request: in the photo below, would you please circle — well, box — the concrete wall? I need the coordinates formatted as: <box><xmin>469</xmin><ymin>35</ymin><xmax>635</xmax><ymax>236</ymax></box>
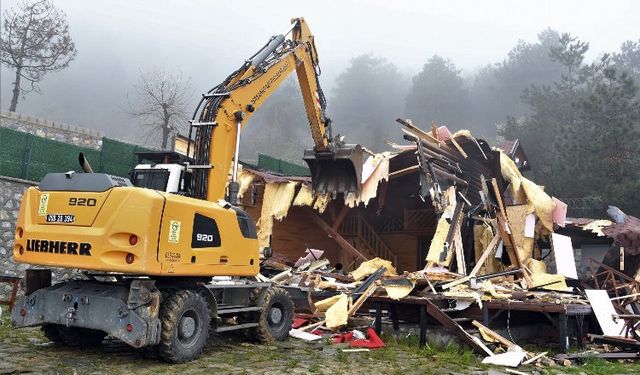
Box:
<box><xmin>0</xmin><ymin>110</ymin><xmax>103</xmax><ymax>149</ymax></box>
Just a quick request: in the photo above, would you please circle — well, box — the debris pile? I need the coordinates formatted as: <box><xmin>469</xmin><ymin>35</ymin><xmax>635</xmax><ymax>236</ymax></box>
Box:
<box><xmin>248</xmin><ymin>119</ymin><xmax>640</xmax><ymax>367</ymax></box>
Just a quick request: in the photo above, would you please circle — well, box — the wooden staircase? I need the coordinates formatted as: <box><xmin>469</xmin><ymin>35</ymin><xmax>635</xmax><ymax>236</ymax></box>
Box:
<box><xmin>341</xmin><ymin>214</ymin><xmax>398</xmax><ymax>267</ymax></box>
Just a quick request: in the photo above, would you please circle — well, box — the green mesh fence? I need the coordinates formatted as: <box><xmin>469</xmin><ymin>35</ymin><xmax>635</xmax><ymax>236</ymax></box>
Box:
<box><xmin>0</xmin><ymin>127</ymin><xmax>154</xmax><ymax>181</ymax></box>
<box><xmin>257</xmin><ymin>153</ymin><xmax>309</xmax><ymax>176</ymax></box>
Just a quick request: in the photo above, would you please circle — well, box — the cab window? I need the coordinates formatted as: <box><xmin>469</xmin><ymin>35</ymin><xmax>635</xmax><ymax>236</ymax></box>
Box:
<box><xmin>133</xmin><ymin>169</ymin><xmax>170</xmax><ymax>191</ymax></box>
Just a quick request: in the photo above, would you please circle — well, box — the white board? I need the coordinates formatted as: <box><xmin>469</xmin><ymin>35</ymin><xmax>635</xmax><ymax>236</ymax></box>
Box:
<box><xmin>585</xmin><ymin>289</ymin><xmax>625</xmax><ymax>336</ymax></box>
<box><xmin>551</xmin><ymin>233</ymin><xmax>578</xmax><ymax>279</ymax></box>
<box><xmin>524</xmin><ymin>214</ymin><xmax>536</xmax><ymax>238</ymax></box>
<box><xmin>289</xmin><ymin>329</ymin><xmax>323</xmax><ymax>341</ymax></box>
<box><xmin>482</xmin><ymin>351</ymin><xmax>527</xmax><ymax>367</ymax></box>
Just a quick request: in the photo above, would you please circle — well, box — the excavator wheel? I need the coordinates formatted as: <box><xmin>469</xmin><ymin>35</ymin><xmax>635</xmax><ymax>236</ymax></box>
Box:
<box><xmin>157</xmin><ymin>289</ymin><xmax>211</xmax><ymax>363</ymax></box>
<box><xmin>41</xmin><ymin>324</ymin><xmax>106</xmax><ymax>347</ymax></box>
<box><xmin>247</xmin><ymin>286</ymin><xmax>294</xmax><ymax>342</ymax></box>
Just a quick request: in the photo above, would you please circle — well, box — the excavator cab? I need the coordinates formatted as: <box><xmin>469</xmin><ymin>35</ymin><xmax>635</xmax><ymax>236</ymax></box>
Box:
<box><xmin>303</xmin><ymin>143</ymin><xmax>365</xmax><ymax>196</ymax></box>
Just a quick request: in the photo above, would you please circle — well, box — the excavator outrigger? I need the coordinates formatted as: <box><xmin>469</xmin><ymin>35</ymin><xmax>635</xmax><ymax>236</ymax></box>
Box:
<box><xmin>11</xmin><ymin>18</ymin><xmax>363</xmax><ymax>363</ymax></box>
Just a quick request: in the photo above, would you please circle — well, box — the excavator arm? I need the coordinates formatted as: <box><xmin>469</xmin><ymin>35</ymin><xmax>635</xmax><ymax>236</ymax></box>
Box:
<box><xmin>187</xmin><ymin>18</ymin><xmax>363</xmax><ymax>203</ymax></box>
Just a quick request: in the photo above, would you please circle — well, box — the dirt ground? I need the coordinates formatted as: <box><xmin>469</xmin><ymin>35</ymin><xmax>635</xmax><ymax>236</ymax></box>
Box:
<box><xmin>1</xmin><ymin>312</ymin><xmax>639</xmax><ymax>375</ymax></box>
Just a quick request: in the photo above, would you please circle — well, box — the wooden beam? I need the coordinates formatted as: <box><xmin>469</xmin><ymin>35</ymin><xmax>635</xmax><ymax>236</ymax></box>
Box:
<box><xmin>307</xmin><ymin>208</ymin><xmax>368</xmax><ymax>261</ymax></box>
<box><xmin>490</xmin><ymin>178</ymin><xmax>534</xmax><ymax>287</ymax></box>
<box><xmin>389</xmin><ymin>165</ymin><xmax>419</xmax><ymax>179</ymax></box>
<box><xmin>331</xmin><ymin>205</ymin><xmax>350</xmax><ymax>232</ymax></box>
<box><xmin>442</xmin><ymin>233</ymin><xmax>500</xmax><ymax>290</ymax></box>
<box><xmin>397</xmin><ymin>118</ymin><xmax>440</xmax><ymax>145</ymax></box>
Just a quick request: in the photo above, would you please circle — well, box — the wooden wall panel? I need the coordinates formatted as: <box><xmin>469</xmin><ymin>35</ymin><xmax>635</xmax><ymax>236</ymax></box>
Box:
<box><xmin>241</xmin><ymin>184</ymin><xmax>340</xmax><ymax>266</ymax></box>
<box><xmin>378</xmin><ymin>233</ymin><xmax>418</xmax><ymax>272</ymax></box>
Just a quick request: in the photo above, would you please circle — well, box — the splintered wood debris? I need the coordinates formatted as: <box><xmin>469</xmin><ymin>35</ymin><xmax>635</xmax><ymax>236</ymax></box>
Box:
<box><xmin>256</xmin><ymin>120</ymin><xmax>640</xmax><ymax>366</ymax></box>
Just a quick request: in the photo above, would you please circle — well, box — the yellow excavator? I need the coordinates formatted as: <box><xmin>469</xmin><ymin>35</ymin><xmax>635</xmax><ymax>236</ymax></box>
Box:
<box><xmin>11</xmin><ymin>18</ymin><xmax>363</xmax><ymax>363</ymax></box>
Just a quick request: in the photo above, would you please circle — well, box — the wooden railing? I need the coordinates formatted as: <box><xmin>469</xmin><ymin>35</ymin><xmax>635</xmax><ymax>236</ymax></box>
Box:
<box><xmin>342</xmin><ymin>215</ymin><xmax>398</xmax><ymax>266</ymax></box>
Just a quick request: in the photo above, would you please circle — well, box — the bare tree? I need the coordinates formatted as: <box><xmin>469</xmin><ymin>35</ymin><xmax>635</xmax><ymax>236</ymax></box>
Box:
<box><xmin>0</xmin><ymin>0</ymin><xmax>77</xmax><ymax>112</ymax></box>
<box><xmin>129</xmin><ymin>69</ymin><xmax>192</xmax><ymax>149</ymax></box>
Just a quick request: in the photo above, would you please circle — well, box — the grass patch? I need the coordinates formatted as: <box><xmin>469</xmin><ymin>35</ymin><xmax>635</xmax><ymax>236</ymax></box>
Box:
<box><xmin>563</xmin><ymin>357</ymin><xmax>640</xmax><ymax>375</ymax></box>
<box><xmin>0</xmin><ymin>312</ymin><xmax>12</xmax><ymax>340</ymax></box>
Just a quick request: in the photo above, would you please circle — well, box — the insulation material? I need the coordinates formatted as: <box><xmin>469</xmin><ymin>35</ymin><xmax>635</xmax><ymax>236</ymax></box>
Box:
<box><xmin>325</xmin><ymin>293</ymin><xmax>349</xmax><ymax>329</ymax></box>
<box><xmin>582</xmin><ymin>219</ymin><xmax>614</xmax><ymax>237</ymax></box>
<box><xmin>451</xmin><ymin>129</ymin><xmax>473</xmax><ymax>139</ymax></box>
<box><xmin>528</xmin><ymin>253</ymin><xmax>570</xmax><ymax>290</ymax></box>
<box><xmin>499</xmin><ymin>152</ymin><xmax>555</xmax><ymax>232</ymax></box>
<box><xmin>527</xmin><ymin>258</ymin><xmax>547</xmax><ymax>275</ymax></box>
<box><xmin>350</xmin><ymin>257</ymin><xmax>397</xmax><ymax>281</ymax></box>
<box><xmin>529</xmin><ymin>271</ymin><xmax>568</xmax><ymax>291</ymax></box>
<box><xmin>236</xmin><ymin>167</ymin><xmax>256</xmax><ymax>199</ymax></box>
<box><xmin>346</xmin><ymin>153</ymin><xmax>390</xmax><ymax>208</ymax></box>
<box><xmin>478</xmin><ymin>326</ymin><xmax>499</xmax><ymax>343</ymax></box>
<box><xmin>256</xmin><ymin>216</ymin><xmax>273</xmax><ymax>250</ymax></box>
<box><xmin>256</xmin><ymin>181</ymin><xmax>298</xmax><ymax>248</ymax></box>
<box><xmin>506</xmin><ymin>205</ymin><xmax>534</xmax><ymax>264</ymax></box>
<box><xmin>474</xmin><ymin>224</ymin><xmax>501</xmax><ymax>275</ymax></box>
<box><xmin>292</xmin><ymin>183</ymin><xmax>315</xmax><ymax>207</ymax></box>
<box><xmin>314</xmin><ymin>294</ymin><xmax>344</xmax><ymax>313</ymax></box>
<box><xmin>384</xmin><ymin>281</ymin><xmax>415</xmax><ymax>300</ymax></box>
<box><xmin>441</xmin><ymin>186</ymin><xmax>457</xmax><ymax>220</ymax></box>
<box><xmin>313</xmin><ymin>193</ymin><xmax>331</xmax><ymax>213</ymax></box>
<box><xmin>272</xmin><ymin>181</ymin><xmax>299</xmax><ymax>220</ymax></box>
<box><xmin>426</xmin><ymin>216</ymin><xmax>452</xmax><ymax>266</ymax></box>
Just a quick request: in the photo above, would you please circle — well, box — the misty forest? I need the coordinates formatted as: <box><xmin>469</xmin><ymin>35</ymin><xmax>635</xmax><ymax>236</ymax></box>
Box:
<box><xmin>1</xmin><ymin>2</ymin><xmax>639</xmax><ymax>217</ymax></box>
<box><xmin>244</xmin><ymin>31</ymin><xmax>640</xmax><ymax>216</ymax></box>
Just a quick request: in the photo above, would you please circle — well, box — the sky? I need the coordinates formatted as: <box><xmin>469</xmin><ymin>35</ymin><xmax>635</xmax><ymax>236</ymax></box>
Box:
<box><xmin>0</xmin><ymin>0</ymin><xmax>639</xmax><ymax>142</ymax></box>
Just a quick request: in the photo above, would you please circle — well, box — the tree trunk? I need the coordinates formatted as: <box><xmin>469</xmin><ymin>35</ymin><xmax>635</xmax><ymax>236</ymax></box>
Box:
<box><xmin>161</xmin><ymin>105</ymin><xmax>170</xmax><ymax>149</ymax></box>
<box><xmin>161</xmin><ymin>120</ymin><xmax>169</xmax><ymax>149</ymax></box>
<box><xmin>9</xmin><ymin>67</ymin><xmax>22</xmax><ymax>112</ymax></box>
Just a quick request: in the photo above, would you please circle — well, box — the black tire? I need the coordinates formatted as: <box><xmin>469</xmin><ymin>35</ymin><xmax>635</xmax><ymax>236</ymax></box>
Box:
<box><xmin>157</xmin><ymin>289</ymin><xmax>211</xmax><ymax>363</ymax></box>
<box><xmin>249</xmin><ymin>286</ymin><xmax>294</xmax><ymax>342</ymax></box>
<box><xmin>41</xmin><ymin>324</ymin><xmax>106</xmax><ymax>347</ymax></box>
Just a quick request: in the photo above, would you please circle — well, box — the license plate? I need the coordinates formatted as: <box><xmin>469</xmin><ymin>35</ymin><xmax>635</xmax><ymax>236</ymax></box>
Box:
<box><xmin>46</xmin><ymin>214</ymin><xmax>75</xmax><ymax>223</ymax></box>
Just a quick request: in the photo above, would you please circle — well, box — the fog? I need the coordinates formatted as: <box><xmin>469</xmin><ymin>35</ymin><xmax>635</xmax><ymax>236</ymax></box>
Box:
<box><xmin>1</xmin><ymin>0</ymin><xmax>638</xmax><ymax>146</ymax></box>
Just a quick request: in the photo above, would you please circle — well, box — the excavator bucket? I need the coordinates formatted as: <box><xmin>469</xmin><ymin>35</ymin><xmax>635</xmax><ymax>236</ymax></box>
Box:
<box><xmin>303</xmin><ymin>144</ymin><xmax>365</xmax><ymax>196</ymax></box>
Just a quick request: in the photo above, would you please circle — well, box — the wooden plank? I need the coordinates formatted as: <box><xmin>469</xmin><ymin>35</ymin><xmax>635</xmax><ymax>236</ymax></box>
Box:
<box><xmin>307</xmin><ymin>208</ymin><xmax>369</xmax><ymax>261</ymax></box>
<box><xmin>389</xmin><ymin>165</ymin><xmax>419</xmax><ymax>179</ymax></box>
<box><xmin>522</xmin><ymin>352</ymin><xmax>548</xmax><ymax>365</ymax></box>
<box><xmin>472</xmin><ymin>320</ymin><xmax>524</xmax><ymax>352</ymax></box>
<box><xmin>442</xmin><ymin>234</ymin><xmax>500</xmax><ymax>290</ymax></box>
<box><xmin>491</xmin><ymin>178</ymin><xmax>533</xmax><ymax>287</ymax></box>
<box><xmin>449</xmin><ymin>136</ymin><xmax>468</xmax><ymax>159</ymax></box>
<box><xmin>347</xmin><ymin>282</ymin><xmax>378</xmax><ymax>316</ymax></box>
<box><xmin>397</xmin><ymin>118</ymin><xmax>440</xmax><ymax>145</ymax></box>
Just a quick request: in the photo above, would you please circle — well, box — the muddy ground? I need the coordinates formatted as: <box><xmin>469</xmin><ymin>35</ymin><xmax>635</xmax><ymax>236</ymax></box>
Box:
<box><xmin>1</xmin><ymin>312</ymin><xmax>639</xmax><ymax>375</ymax></box>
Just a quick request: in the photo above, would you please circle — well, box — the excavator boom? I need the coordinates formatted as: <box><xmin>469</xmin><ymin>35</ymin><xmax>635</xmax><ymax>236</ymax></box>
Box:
<box><xmin>187</xmin><ymin>18</ymin><xmax>363</xmax><ymax>202</ymax></box>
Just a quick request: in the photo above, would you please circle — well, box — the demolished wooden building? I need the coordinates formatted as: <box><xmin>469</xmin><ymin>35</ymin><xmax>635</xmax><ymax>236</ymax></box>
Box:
<box><xmin>237</xmin><ymin>119</ymin><xmax>530</xmax><ymax>276</ymax></box>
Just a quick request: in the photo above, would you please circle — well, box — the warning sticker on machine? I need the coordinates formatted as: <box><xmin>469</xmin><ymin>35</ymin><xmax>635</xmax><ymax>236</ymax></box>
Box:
<box><xmin>168</xmin><ymin>220</ymin><xmax>181</xmax><ymax>243</ymax></box>
<box><xmin>38</xmin><ymin>193</ymin><xmax>49</xmax><ymax>216</ymax></box>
